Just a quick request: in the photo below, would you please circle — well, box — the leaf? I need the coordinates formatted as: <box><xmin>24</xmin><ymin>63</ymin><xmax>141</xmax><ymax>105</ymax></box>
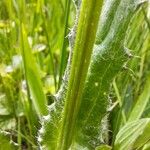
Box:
<box><xmin>74</xmin><ymin>0</ymin><xmax>148</xmax><ymax>148</ymax></box>
<box><xmin>39</xmin><ymin>0</ymin><xmax>149</xmax><ymax>149</ymax></box>
<box><xmin>128</xmin><ymin>73</ymin><xmax>150</xmax><ymax>122</ymax></box>
<box><xmin>0</xmin><ymin>132</ymin><xmax>16</xmax><ymax>150</ymax></box>
<box><xmin>114</xmin><ymin>118</ymin><xmax>150</xmax><ymax>150</ymax></box>
<box><xmin>96</xmin><ymin>0</ymin><xmax>121</xmax><ymax>44</ymax></box>
<box><xmin>95</xmin><ymin>145</ymin><xmax>112</xmax><ymax>150</ymax></box>
<box><xmin>20</xmin><ymin>24</ymin><xmax>48</xmax><ymax>117</ymax></box>
<box><xmin>142</xmin><ymin>141</ymin><xmax>150</xmax><ymax>150</ymax></box>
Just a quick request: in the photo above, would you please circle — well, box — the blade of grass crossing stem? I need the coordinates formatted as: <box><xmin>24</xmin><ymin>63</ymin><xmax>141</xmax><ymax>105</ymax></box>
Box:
<box><xmin>58</xmin><ymin>0</ymin><xmax>71</xmax><ymax>89</ymax></box>
<box><xmin>56</xmin><ymin>0</ymin><xmax>104</xmax><ymax>149</ymax></box>
<box><xmin>20</xmin><ymin>24</ymin><xmax>48</xmax><ymax>117</ymax></box>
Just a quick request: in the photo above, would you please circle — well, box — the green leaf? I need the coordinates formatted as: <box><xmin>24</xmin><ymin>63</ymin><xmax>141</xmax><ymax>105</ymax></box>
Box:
<box><xmin>142</xmin><ymin>141</ymin><xmax>150</xmax><ymax>150</ymax></box>
<box><xmin>95</xmin><ymin>145</ymin><xmax>112</xmax><ymax>150</ymax></box>
<box><xmin>75</xmin><ymin>0</ymin><xmax>148</xmax><ymax>148</ymax></box>
<box><xmin>20</xmin><ymin>24</ymin><xmax>48</xmax><ymax>117</ymax></box>
<box><xmin>96</xmin><ymin>0</ymin><xmax>121</xmax><ymax>44</ymax></box>
<box><xmin>0</xmin><ymin>132</ymin><xmax>16</xmax><ymax>150</ymax></box>
<box><xmin>114</xmin><ymin>118</ymin><xmax>150</xmax><ymax>150</ymax></box>
<box><xmin>39</xmin><ymin>0</ymin><xmax>149</xmax><ymax>149</ymax></box>
<box><xmin>128</xmin><ymin>73</ymin><xmax>150</xmax><ymax>122</ymax></box>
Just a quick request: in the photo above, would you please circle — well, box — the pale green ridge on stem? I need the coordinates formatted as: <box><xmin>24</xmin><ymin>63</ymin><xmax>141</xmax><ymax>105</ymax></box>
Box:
<box><xmin>56</xmin><ymin>0</ymin><xmax>104</xmax><ymax>149</ymax></box>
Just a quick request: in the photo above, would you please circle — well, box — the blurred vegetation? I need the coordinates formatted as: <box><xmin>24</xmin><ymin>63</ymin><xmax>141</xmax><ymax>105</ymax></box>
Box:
<box><xmin>0</xmin><ymin>0</ymin><xmax>150</xmax><ymax>149</ymax></box>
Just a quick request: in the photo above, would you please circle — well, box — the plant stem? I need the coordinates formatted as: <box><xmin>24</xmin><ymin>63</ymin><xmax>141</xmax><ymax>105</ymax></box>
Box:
<box><xmin>56</xmin><ymin>0</ymin><xmax>103</xmax><ymax>149</ymax></box>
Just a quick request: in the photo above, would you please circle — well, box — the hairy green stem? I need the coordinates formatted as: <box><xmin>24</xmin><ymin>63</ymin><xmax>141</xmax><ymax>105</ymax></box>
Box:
<box><xmin>57</xmin><ymin>0</ymin><xmax>104</xmax><ymax>149</ymax></box>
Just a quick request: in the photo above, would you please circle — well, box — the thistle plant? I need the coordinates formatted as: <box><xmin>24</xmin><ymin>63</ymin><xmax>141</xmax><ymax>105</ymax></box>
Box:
<box><xmin>39</xmin><ymin>0</ymin><xmax>150</xmax><ymax>149</ymax></box>
<box><xmin>0</xmin><ymin>0</ymin><xmax>150</xmax><ymax>150</ymax></box>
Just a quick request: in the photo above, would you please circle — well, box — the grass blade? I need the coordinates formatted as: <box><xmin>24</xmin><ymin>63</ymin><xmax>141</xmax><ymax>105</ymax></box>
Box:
<box><xmin>20</xmin><ymin>24</ymin><xmax>48</xmax><ymax>117</ymax></box>
<box><xmin>128</xmin><ymin>73</ymin><xmax>150</xmax><ymax>122</ymax></box>
<box><xmin>58</xmin><ymin>0</ymin><xmax>71</xmax><ymax>88</ymax></box>
<box><xmin>114</xmin><ymin>119</ymin><xmax>150</xmax><ymax>150</ymax></box>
